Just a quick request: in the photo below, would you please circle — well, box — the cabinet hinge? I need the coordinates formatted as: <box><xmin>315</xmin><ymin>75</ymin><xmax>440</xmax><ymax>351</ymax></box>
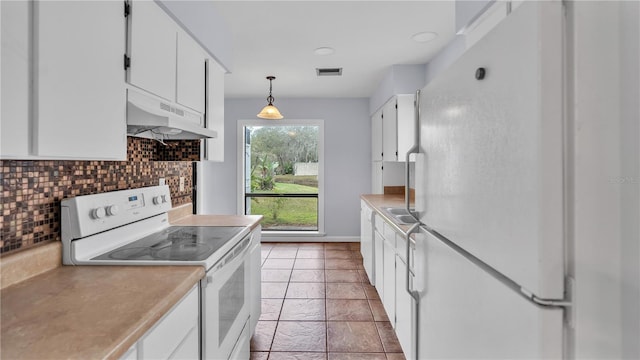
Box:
<box><xmin>123</xmin><ymin>54</ymin><xmax>131</xmax><ymax>70</ymax></box>
<box><xmin>381</xmin><ymin>113</ymin><xmax>384</xmax><ymax>119</ymax></box>
<box><xmin>396</xmin><ymin>151</ymin><xmax>398</xmax><ymax>157</ymax></box>
<box><xmin>395</xmin><ymin>104</ymin><xmax>398</xmax><ymax>109</ymax></box>
<box><xmin>124</xmin><ymin>1</ymin><xmax>131</xmax><ymax>17</ymax></box>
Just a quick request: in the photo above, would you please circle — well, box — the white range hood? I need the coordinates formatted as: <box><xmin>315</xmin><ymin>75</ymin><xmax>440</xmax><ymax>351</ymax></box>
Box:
<box><xmin>126</xmin><ymin>89</ymin><xmax>217</xmax><ymax>140</ymax></box>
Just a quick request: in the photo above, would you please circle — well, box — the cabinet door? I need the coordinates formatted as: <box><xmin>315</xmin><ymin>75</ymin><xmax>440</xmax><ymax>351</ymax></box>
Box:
<box><xmin>204</xmin><ymin>58</ymin><xmax>225</xmax><ymax>161</ymax></box>
<box><xmin>373</xmin><ymin>227</ymin><xmax>385</xmax><ymax>295</ymax></box>
<box><xmin>382</xmin><ymin>235</ymin><xmax>396</xmax><ymax>326</ymax></box>
<box><xmin>1</xmin><ymin>0</ymin><xmax>30</xmax><ymax>157</ymax></box>
<box><xmin>395</xmin><ymin>255</ymin><xmax>414</xmax><ymax>358</ymax></box>
<box><xmin>129</xmin><ymin>0</ymin><xmax>176</xmax><ymax>101</ymax></box>
<box><xmin>372</xmin><ymin>161</ymin><xmax>383</xmax><ymax>194</ymax></box>
<box><xmin>249</xmin><ymin>226</ymin><xmax>262</xmax><ymax>334</ymax></box>
<box><xmin>34</xmin><ymin>0</ymin><xmax>126</xmax><ymax>159</ymax></box>
<box><xmin>371</xmin><ymin>109</ymin><xmax>383</xmax><ymax>161</ymax></box>
<box><xmin>396</xmin><ymin>94</ymin><xmax>416</xmax><ymax>161</ymax></box>
<box><xmin>141</xmin><ymin>285</ymin><xmax>199</xmax><ymax>360</ymax></box>
<box><xmin>360</xmin><ymin>201</ymin><xmax>374</xmax><ymax>284</ymax></box>
<box><xmin>176</xmin><ymin>30</ymin><xmax>205</xmax><ymax>113</ymax></box>
<box><xmin>382</xmin><ymin>98</ymin><xmax>398</xmax><ymax>161</ymax></box>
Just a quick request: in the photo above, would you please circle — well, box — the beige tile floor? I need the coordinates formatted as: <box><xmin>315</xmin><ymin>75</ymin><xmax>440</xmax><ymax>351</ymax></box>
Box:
<box><xmin>250</xmin><ymin>242</ymin><xmax>406</xmax><ymax>360</ymax></box>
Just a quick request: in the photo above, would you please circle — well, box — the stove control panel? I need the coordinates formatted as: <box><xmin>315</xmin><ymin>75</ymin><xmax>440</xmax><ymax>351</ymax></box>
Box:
<box><xmin>62</xmin><ymin>185</ymin><xmax>173</xmax><ymax>240</ymax></box>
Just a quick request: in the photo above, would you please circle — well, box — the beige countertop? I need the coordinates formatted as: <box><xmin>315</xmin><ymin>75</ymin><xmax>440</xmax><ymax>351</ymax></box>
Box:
<box><xmin>361</xmin><ymin>194</ymin><xmax>416</xmax><ymax>235</ymax></box>
<box><xmin>1</xmin><ymin>265</ymin><xmax>204</xmax><ymax>360</ymax></box>
<box><xmin>0</xmin><ymin>211</ymin><xmax>263</xmax><ymax>360</ymax></box>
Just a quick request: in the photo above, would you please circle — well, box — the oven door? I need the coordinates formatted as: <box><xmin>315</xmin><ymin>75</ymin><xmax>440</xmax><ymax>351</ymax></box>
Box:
<box><xmin>202</xmin><ymin>234</ymin><xmax>251</xmax><ymax>360</ymax></box>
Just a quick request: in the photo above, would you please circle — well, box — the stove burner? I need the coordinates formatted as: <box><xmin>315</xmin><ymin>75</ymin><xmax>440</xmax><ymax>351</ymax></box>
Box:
<box><xmin>152</xmin><ymin>243</ymin><xmax>214</xmax><ymax>261</ymax></box>
<box><xmin>108</xmin><ymin>247</ymin><xmax>151</xmax><ymax>260</ymax></box>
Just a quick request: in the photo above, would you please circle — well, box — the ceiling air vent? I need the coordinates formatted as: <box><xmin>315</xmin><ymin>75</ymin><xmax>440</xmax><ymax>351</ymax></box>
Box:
<box><xmin>316</xmin><ymin>68</ymin><xmax>342</xmax><ymax>76</ymax></box>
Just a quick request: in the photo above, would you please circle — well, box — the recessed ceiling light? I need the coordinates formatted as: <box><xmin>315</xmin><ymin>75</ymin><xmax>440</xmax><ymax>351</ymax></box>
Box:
<box><xmin>314</xmin><ymin>47</ymin><xmax>335</xmax><ymax>56</ymax></box>
<box><xmin>411</xmin><ymin>31</ymin><xmax>438</xmax><ymax>43</ymax></box>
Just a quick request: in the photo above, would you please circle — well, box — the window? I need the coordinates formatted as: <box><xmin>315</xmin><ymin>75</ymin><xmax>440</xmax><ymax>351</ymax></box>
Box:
<box><xmin>238</xmin><ymin>120</ymin><xmax>324</xmax><ymax>234</ymax></box>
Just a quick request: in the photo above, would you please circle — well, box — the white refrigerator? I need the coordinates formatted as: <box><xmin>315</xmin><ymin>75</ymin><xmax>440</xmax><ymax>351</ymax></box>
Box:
<box><xmin>408</xmin><ymin>1</ymin><xmax>570</xmax><ymax>358</ymax></box>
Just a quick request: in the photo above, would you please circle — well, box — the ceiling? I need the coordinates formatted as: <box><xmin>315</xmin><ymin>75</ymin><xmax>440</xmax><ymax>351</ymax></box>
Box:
<box><xmin>211</xmin><ymin>1</ymin><xmax>456</xmax><ymax>99</ymax></box>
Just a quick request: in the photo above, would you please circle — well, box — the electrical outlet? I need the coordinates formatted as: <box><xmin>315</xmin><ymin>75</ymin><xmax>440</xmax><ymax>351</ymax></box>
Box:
<box><xmin>159</xmin><ymin>178</ymin><xmax>166</xmax><ymax>186</ymax></box>
<box><xmin>179</xmin><ymin>177</ymin><xmax>185</xmax><ymax>191</ymax></box>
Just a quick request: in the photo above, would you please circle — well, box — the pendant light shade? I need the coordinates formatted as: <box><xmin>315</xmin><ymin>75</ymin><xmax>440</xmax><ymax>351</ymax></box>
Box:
<box><xmin>257</xmin><ymin>76</ymin><xmax>283</xmax><ymax>119</ymax></box>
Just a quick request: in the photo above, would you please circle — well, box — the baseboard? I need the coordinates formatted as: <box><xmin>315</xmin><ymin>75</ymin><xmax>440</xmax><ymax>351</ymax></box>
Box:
<box><xmin>260</xmin><ymin>235</ymin><xmax>360</xmax><ymax>243</ymax></box>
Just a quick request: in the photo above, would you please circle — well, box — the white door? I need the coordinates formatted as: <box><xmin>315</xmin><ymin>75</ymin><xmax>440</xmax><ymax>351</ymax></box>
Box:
<box><xmin>415</xmin><ymin>229</ymin><xmax>564</xmax><ymax>359</ymax></box>
<box><xmin>417</xmin><ymin>1</ymin><xmax>564</xmax><ymax>299</ymax></box>
<box><xmin>34</xmin><ymin>0</ymin><xmax>126</xmax><ymax>159</ymax></box>
<box><xmin>128</xmin><ymin>0</ymin><xmax>176</xmax><ymax>101</ymax></box>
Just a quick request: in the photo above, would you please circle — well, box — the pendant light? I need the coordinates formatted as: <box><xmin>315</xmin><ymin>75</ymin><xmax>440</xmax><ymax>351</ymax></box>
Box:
<box><xmin>257</xmin><ymin>76</ymin><xmax>283</xmax><ymax>119</ymax></box>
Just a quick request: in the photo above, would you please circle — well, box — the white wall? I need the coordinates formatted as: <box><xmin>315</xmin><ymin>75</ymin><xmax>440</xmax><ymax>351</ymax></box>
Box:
<box><xmin>199</xmin><ymin>98</ymin><xmax>371</xmax><ymax>238</ymax></box>
<box><xmin>369</xmin><ymin>64</ymin><xmax>426</xmax><ymax>116</ymax></box>
<box><xmin>569</xmin><ymin>1</ymin><xmax>640</xmax><ymax>358</ymax></box>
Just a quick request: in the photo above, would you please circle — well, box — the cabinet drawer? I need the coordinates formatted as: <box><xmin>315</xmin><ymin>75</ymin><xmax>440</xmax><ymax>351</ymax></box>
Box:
<box><xmin>382</xmin><ymin>222</ymin><xmax>397</xmax><ymax>247</ymax></box>
<box><xmin>140</xmin><ymin>285</ymin><xmax>199</xmax><ymax>360</ymax></box>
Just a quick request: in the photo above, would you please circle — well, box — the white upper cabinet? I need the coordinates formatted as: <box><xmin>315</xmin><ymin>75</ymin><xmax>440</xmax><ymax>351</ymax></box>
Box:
<box><xmin>1</xmin><ymin>0</ymin><xmax>31</xmax><ymax>158</ymax></box>
<box><xmin>128</xmin><ymin>0</ymin><xmax>177</xmax><ymax>102</ymax></box>
<box><xmin>204</xmin><ymin>58</ymin><xmax>225</xmax><ymax>162</ymax></box>
<box><xmin>372</xmin><ymin>109</ymin><xmax>383</xmax><ymax>161</ymax></box>
<box><xmin>395</xmin><ymin>95</ymin><xmax>416</xmax><ymax>161</ymax></box>
<box><xmin>176</xmin><ymin>30</ymin><xmax>206</xmax><ymax>113</ymax></box>
<box><xmin>33</xmin><ymin>0</ymin><xmax>126</xmax><ymax>159</ymax></box>
<box><xmin>372</xmin><ymin>95</ymin><xmax>416</xmax><ymax>163</ymax></box>
<box><xmin>382</xmin><ymin>99</ymin><xmax>398</xmax><ymax>161</ymax></box>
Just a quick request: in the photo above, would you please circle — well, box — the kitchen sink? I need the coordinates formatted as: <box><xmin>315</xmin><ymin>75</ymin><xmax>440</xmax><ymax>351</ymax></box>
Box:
<box><xmin>384</xmin><ymin>207</ymin><xmax>414</xmax><ymax>215</ymax></box>
<box><xmin>394</xmin><ymin>214</ymin><xmax>418</xmax><ymax>224</ymax></box>
<box><xmin>382</xmin><ymin>207</ymin><xmax>419</xmax><ymax>224</ymax></box>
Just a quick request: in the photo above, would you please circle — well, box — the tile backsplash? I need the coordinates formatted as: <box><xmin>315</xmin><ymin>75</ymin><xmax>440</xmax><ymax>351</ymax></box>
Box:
<box><xmin>0</xmin><ymin>137</ymin><xmax>200</xmax><ymax>255</ymax></box>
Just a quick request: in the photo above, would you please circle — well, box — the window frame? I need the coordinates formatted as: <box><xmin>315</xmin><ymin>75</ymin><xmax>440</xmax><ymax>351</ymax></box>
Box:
<box><xmin>236</xmin><ymin>119</ymin><xmax>325</xmax><ymax>236</ymax></box>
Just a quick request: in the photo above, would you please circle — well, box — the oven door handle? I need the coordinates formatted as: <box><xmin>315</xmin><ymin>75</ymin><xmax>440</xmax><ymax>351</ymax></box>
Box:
<box><xmin>207</xmin><ymin>234</ymin><xmax>251</xmax><ymax>280</ymax></box>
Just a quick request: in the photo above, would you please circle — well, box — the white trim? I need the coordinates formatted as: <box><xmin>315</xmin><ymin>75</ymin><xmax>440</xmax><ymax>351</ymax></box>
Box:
<box><xmin>260</xmin><ymin>236</ymin><xmax>360</xmax><ymax>243</ymax></box>
<box><xmin>236</xmin><ymin>119</ymin><xmax>325</xmax><ymax>234</ymax></box>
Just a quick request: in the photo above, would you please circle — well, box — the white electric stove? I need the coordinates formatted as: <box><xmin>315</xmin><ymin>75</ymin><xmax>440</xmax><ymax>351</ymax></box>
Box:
<box><xmin>61</xmin><ymin>185</ymin><xmax>255</xmax><ymax>360</ymax></box>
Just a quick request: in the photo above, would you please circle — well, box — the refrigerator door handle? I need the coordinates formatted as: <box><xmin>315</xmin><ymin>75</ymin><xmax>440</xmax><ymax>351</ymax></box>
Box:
<box><xmin>405</xmin><ymin>223</ymin><xmax>421</xmax><ymax>302</ymax></box>
<box><xmin>422</xmin><ymin>224</ymin><xmax>573</xmax><ymax>310</ymax></box>
<box><xmin>405</xmin><ymin>90</ymin><xmax>421</xmax><ymax>215</ymax></box>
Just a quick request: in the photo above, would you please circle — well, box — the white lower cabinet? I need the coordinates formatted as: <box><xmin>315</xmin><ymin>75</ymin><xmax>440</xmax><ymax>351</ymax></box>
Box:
<box><xmin>373</xmin><ymin>215</ymin><xmax>385</xmax><ymax>294</ymax></box>
<box><xmin>122</xmin><ymin>284</ymin><xmax>200</xmax><ymax>360</ymax></box>
<box><xmin>249</xmin><ymin>225</ymin><xmax>262</xmax><ymax>334</ymax></box>
<box><xmin>382</xmin><ymin>231</ymin><xmax>396</xmax><ymax>327</ymax></box>
<box><xmin>395</xmin><ymin>237</ymin><xmax>415</xmax><ymax>359</ymax></box>
<box><xmin>367</xmin><ymin>209</ymin><xmax>417</xmax><ymax>360</ymax></box>
<box><xmin>360</xmin><ymin>201</ymin><xmax>375</xmax><ymax>284</ymax></box>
